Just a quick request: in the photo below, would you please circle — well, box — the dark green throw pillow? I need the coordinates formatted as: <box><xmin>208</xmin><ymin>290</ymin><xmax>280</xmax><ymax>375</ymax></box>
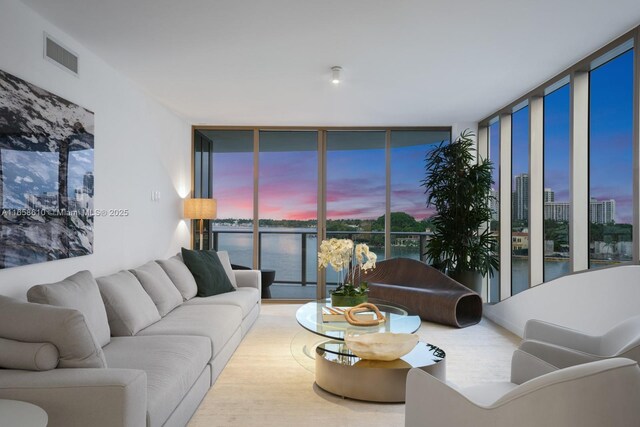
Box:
<box><xmin>181</xmin><ymin>248</ymin><xmax>236</xmax><ymax>297</ymax></box>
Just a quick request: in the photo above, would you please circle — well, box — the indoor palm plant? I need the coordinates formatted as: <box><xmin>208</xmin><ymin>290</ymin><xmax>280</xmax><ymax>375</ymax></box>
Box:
<box><xmin>318</xmin><ymin>238</ymin><xmax>377</xmax><ymax>306</ymax></box>
<box><xmin>421</xmin><ymin>130</ymin><xmax>499</xmax><ymax>294</ymax></box>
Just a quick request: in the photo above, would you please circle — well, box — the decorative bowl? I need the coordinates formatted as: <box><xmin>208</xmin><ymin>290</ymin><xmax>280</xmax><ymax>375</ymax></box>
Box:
<box><xmin>344</xmin><ymin>332</ymin><xmax>419</xmax><ymax>361</ymax></box>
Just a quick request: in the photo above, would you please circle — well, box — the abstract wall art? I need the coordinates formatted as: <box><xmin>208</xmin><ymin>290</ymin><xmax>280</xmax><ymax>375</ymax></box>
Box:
<box><xmin>0</xmin><ymin>69</ymin><xmax>94</xmax><ymax>269</ymax></box>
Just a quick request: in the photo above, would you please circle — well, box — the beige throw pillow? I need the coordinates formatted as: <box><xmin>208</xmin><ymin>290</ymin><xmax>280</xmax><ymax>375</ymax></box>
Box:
<box><xmin>157</xmin><ymin>255</ymin><xmax>198</xmax><ymax>301</ymax></box>
<box><xmin>130</xmin><ymin>261</ymin><xmax>183</xmax><ymax>316</ymax></box>
<box><xmin>28</xmin><ymin>270</ymin><xmax>111</xmax><ymax>348</ymax></box>
<box><xmin>96</xmin><ymin>271</ymin><xmax>161</xmax><ymax>336</ymax></box>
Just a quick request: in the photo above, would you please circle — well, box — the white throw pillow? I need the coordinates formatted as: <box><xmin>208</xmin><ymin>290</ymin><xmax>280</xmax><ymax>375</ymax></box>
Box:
<box><xmin>96</xmin><ymin>271</ymin><xmax>161</xmax><ymax>336</ymax></box>
<box><xmin>130</xmin><ymin>261</ymin><xmax>184</xmax><ymax>316</ymax></box>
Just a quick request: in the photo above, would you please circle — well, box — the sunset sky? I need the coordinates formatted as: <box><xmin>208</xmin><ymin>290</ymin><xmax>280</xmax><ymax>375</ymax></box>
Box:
<box><xmin>211</xmin><ymin>133</ymin><xmax>442</xmax><ymax>221</ymax></box>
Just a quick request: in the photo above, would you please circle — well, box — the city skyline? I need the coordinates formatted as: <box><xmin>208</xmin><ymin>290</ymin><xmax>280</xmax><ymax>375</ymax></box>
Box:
<box><xmin>493</xmin><ymin>180</ymin><xmax>620</xmax><ymax>225</ymax></box>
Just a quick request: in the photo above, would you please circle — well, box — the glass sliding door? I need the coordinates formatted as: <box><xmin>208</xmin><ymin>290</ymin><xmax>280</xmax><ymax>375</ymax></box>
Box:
<box><xmin>258</xmin><ymin>131</ymin><xmax>318</xmax><ymax>299</ymax></box>
<box><xmin>199</xmin><ymin>130</ymin><xmax>254</xmax><ymax>267</ymax></box>
<box><xmin>511</xmin><ymin>106</ymin><xmax>530</xmax><ymax>295</ymax></box>
<box><xmin>543</xmin><ymin>84</ymin><xmax>571</xmax><ymax>282</ymax></box>
<box><xmin>588</xmin><ymin>49</ymin><xmax>634</xmax><ymax>268</ymax></box>
<box><xmin>326</xmin><ymin>130</ymin><xmax>386</xmax><ymax>297</ymax></box>
<box><xmin>389</xmin><ymin>130</ymin><xmax>450</xmax><ymax>261</ymax></box>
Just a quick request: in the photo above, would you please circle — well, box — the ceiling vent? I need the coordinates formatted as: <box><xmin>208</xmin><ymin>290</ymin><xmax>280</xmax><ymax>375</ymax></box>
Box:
<box><xmin>44</xmin><ymin>33</ymin><xmax>78</xmax><ymax>76</ymax></box>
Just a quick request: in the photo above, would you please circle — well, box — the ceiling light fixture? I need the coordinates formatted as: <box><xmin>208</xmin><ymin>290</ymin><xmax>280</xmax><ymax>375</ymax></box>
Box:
<box><xmin>331</xmin><ymin>66</ymin><xmax>342</xmax><ymax>84</ymax></box>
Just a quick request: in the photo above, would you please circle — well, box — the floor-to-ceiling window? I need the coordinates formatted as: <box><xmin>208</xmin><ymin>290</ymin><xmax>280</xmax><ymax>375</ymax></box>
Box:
<box><xmin>588</xmin><ymin>48</ymin><xmax>634</xmax><ymax>268</ymax></box>
<box><xmin>488</xmin><ymin>119</ymin><xmax>500</xmax><ymax>302</ymax></box>
<box><xmin>196</xmin><ymin>130</ymin><xmax>254</xmax><ymax>267</ymax></box>
<box><xmin>389</xmin><ymin>130</ymin><xmax>449</xmax><ymax>260</ymax></box>
<box><xmin>194</xmin><ymin>127</ymin><xmax>450</xmax><ymax>300</ymax></box>
<box><xmin>258</xmin><ymin>131</ymin><xmax>318</xmax><ymax>299</ymax></box>
<box><xmin>543</xmin><ymin>83</ymin><xmax>571</xmax><ymax>282</ymax></box>
<box><xmin>511</xmin><ymin>105</ymin><xmax>530</xmax><ymax>295</ymax></box>
<box><xmin>325</xmin><ymin>130</ymin><xmax>386</xmax><ymax>296</ymax></box>
<box><xmin>480</xmin><ymin>31</ymin><xmax>639</xmax><ymax>301</ymax></box>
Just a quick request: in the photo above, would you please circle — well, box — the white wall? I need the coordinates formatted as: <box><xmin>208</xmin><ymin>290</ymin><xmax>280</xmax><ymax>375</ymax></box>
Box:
<box><xmin>484</xmin><ymin>265</ymin><xmax>640</xmax><ymax>337</ymax></box>
<box><xmin>0</xmin><ymin>0</ymin><xmax>191</xmax><ymax>298</ymax></box>
<box><xmin>452</xmin><ymin>122</ymin><xmax>479</xmax><ymax>141</ymax></box>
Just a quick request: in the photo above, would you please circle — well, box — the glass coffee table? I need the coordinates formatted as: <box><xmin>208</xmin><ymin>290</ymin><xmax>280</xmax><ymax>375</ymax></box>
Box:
<box><xmin>294</xmin><ymin>299</ymin><xmax>446</xmax><ymax>402</ymax></box>
<box><xmin>296</xmin><ymin>298</ymin><xmax>422</xmax><ymax>339</ymax></box>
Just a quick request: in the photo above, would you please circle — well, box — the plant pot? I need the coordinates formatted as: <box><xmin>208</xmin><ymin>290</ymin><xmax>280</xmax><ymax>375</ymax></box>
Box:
<box><xmin>330</xmin><ymin>293</ymin><xmax>368</xmax><ymax>307</ymax></box>
<box><xmin>449</xmin><ymin>270</ymin><xmax>483</xmax><ymax>295</ymax></box>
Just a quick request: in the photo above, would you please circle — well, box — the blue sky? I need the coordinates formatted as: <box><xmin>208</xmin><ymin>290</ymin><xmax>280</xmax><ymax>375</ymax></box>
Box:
<box><xmin>491</xmin><ymin>49</ymin><xmax>634</xmax><ymax>225</ymax></box>
<box><xmin>589</xmin><ymin>49</ymin><xmax>634</xmax><ymax>223</ymax></box>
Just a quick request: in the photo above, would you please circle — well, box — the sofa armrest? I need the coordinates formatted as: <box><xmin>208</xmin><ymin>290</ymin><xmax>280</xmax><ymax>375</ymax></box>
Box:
<box><xmin>0</xmin><ymin>368</ymin><xmax>146</xmax><ymax>427</ymax></box>
<box><xmin>406</xmin><ymin>368</ymin><xmax>493</xmax><ymax>426</ymax></box>
<box><xmin>518</xmin><ymin>339</ymin><xmax>601</xmax><ymax>369</ymax></box>
<box><xmin>510</xmin><ymin>349</ymin><xmax>558</xmax><ymax>385</ymax></box>
<box><xmin>523</xmin><ymin>319</ymin><xmax>599</xmax><ymax>353</ymax></box>
<box><xmin>234</xmin><ymin>270</ymin><xmax>261</xmax><ymax>292</ymax></box>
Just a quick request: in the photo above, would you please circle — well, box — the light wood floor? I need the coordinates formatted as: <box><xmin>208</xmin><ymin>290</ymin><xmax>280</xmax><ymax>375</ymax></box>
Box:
<box><xmin>188</xmin><ymin>304</ymin><xmax>520</xmax><ymax>427</ymax></box>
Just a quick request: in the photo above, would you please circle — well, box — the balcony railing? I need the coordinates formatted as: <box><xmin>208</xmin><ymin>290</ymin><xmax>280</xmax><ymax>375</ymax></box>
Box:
<box><xmin>210</xmin><ymin>229</ymin><xmax>429</xmax><ymax>289</ymax></box>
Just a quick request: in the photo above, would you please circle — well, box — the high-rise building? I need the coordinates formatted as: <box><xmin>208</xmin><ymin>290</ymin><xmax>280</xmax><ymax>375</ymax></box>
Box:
<box><xmin>542</xmin><ymin>189</ymin><xmax>616</xmax><ymax>224</ymax></box>
<box><xmin>544</xmin><ymin>201</ymin><xmax>570</xmax><ymax>222</ymax></box>
<box><xmin>513</xmin><ymin>173</ymin><xmax>529</xmax><ymax>221</ymax></box>
<box><xmin>590</xmin><ymin>198</ymin><xmax>616</xmax><ymax>224</ymax></box>
<box><xmin>490</xmin><ymin>188</ymin><xmax>499</xmax><ymax>221</ymax></box>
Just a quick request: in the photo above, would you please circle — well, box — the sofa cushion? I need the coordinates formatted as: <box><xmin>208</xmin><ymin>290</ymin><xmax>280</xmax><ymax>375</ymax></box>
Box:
<box><xmin>0</xmin><ymin>295</ymin><xmax>107</xmax><ymax>368</ymax></box>
<box><xmin>181</xmin><ymin>248</ymin><xmax>235</xmax><ymax>297</ymax></box>
<box><xmin>156</xmin><ymin>255</ymin><xmax>198</xmax><ymax>301</ymax></box>
<box><xmin>0</xmin><ymin>337</ymin><xmax>59</xmax><ymax>371</ymax></box>
<box><xmin>103</xmin><ymin>335</ymin><xmax>211</xmax><ymax>427</ymax></box>
<box><xmin>130</xmin><ymin>261</ymin><xmax>183</xmax><ymax>316</ymax></box>
<box><xmin>136</xmin><ymin>304</ymin><xmax>242</xmax><ymax>358</ymax></box>
<box><xmin>183</xmin><ymin>287</ymin><xmax>259</xmax><ymax>318</ymax></box>
<box><xmin>216</xmin><ymin>251</ymin><xmax>237</xmax><ymax>288</ymax></box>
<box><xmin>96</xmin><ymin>271</ymin><xmax>161</xmax><ymax>336</ymax></box>
<box><xmin>27</xmin><ymin>270</ymin><xmax>111</xmax><ymax>347</ymax></box>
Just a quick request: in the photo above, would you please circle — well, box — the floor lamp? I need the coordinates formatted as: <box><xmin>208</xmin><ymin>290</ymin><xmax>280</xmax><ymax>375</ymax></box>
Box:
<box><xmin>184</xmin><ymin>198</ymin><xmax>217</xmax><ymax>250</ymax></box>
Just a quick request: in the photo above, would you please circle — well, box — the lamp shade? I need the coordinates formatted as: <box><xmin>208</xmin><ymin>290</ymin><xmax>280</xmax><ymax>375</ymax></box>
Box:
<box><xmin>183</xmin><ymin>198</ymin><xmax>217</xmax><ymax>220</ymax></box>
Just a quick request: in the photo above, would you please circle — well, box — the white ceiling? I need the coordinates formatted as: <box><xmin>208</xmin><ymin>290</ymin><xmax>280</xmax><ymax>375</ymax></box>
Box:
<box><xmin>22</xmin><ymin>0</ymin><xmax>640</xmax><ymax>126</ymax></box>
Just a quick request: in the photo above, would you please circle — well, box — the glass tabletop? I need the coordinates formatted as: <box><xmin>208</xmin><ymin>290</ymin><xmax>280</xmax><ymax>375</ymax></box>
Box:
<box><xmin>295</xmin><ymin>298</ymin><xmax>421</xmax><ymax>340</ymax></box>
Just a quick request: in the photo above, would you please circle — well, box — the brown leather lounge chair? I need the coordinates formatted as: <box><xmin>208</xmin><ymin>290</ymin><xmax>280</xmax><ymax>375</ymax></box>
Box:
<box><xmin>356</xmin><ymin>258</ymin><xmax>482</xmax><ymax>328</ymax></box>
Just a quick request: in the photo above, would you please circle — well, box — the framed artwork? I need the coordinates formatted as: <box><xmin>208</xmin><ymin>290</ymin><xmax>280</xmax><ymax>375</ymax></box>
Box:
<box><xmin>0</xmin><ymin>69</ymin><xmax>94</xmax><ymax>269</ymax></box>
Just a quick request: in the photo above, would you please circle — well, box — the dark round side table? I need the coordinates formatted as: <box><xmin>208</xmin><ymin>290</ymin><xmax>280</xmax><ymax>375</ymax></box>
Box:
<box><xmin>231</xmin><ymin>264</ymin><xmax>276</xmax><ymax>299</ymax></box>
<box><xmin>260</xmin><ymin>269</ymin><xmax>276</xmax><ymax>299</ymax></box>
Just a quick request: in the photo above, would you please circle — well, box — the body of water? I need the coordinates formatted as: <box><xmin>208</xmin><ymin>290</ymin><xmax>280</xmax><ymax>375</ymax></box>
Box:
<box><xmin>215</xmin><ymin>227</ymin><xmax>422</xmax><ymax>298</ymax></box>
<box><xmin>216</xmin><ymin>227</ymin><xmax>609</xmax><ymax>300</ymax></box>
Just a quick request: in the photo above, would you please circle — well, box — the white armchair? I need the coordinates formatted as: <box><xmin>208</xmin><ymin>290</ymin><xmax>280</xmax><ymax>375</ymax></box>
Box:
<box><xmin>520</xmin><ymin>316</ymin><xmax>640</xmax><ymax>368</ymax></box>
<box><xmin>405</xmin><ymin>351</ymin><xmax>640</xmax><ymax>427</ymax></box>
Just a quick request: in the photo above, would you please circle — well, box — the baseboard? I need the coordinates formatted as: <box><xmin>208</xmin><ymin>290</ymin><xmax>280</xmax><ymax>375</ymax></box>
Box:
<box><xmin>483</xmin><ymin>305</ymin><xmax>525</xmax><ymax>338</ymax></box>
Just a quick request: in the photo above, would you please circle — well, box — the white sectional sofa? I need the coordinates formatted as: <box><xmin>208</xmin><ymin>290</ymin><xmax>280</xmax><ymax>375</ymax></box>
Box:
<box><xmin>0</xmin><ymin>251</ymin><xmax>261</xmax><ymax>427</ymax></box>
